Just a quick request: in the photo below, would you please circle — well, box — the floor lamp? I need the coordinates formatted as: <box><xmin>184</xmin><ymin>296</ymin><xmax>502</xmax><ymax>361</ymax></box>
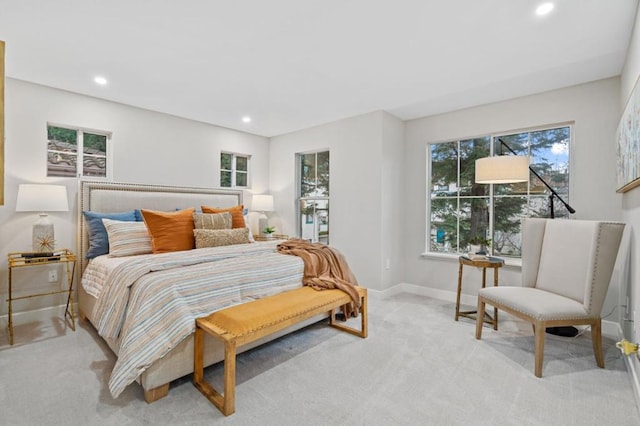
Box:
<box><xmin>475</xmin><ymin>139</ymin><xmax>578</xmax><ymax>337</ymax></box>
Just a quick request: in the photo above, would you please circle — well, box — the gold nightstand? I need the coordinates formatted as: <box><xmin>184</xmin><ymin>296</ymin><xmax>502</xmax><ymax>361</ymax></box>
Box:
<box><xmin>7</xmin><ymin>249</ymin><xmax>77</xmax><ymax>345</ymax></box>
<box><xmin>253</xmin><ymin>234</ymin><xmax>289</xmax><ymax>242</ymax></box>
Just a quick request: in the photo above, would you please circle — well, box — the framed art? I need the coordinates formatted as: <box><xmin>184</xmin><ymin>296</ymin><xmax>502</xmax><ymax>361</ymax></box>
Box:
<box><xmin>616</xmin><ymin>73</ymin><xmax>640</xmax><ymax>193</ymax></box>
<box><xmin>0</xmin><ymin>40</ymin><xmax>4</xmax><ymax>205</ymax></box>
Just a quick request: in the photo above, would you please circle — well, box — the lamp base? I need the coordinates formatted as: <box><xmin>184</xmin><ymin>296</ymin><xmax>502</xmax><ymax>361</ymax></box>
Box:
<box><xmin>32</xmin><ymin>214</ymin><xmax>55</xmax><ymax>252</ymax></box>
<box><xmin>258</xmin><ymin>213</ymin><xmax>269</xmax><ymax>237</ymax></box>
<box><xmin>545</xmin><ymin>326</ymin><xmax>579</xmax><ymax>337</ymax></box>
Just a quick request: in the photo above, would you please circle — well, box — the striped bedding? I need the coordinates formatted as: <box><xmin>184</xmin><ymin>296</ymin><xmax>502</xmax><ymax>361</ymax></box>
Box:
<box><xmin>85</xmin><ymin>241</ymin><xmax>304</xmax><ymax>398</ymax></box>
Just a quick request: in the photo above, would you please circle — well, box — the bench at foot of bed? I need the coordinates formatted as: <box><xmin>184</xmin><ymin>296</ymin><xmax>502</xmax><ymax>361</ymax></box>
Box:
<box><xmin>193</xmin><ymin>285</ymin><xmax>368</xmax><ymax>416</ymax></box>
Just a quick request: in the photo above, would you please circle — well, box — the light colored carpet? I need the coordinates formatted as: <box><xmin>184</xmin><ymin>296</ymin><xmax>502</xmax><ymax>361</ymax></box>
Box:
<box><xmin>0</xmin><ymin>293</ymin><xmax>637</xmax><ymax>425</ymax></box>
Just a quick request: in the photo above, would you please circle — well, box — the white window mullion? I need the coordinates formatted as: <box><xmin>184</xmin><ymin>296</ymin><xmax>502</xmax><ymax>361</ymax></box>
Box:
<box><xmin>77</xmin><ymin>130</ymin><xmax>84</xmax><ymax>178</ymax></box>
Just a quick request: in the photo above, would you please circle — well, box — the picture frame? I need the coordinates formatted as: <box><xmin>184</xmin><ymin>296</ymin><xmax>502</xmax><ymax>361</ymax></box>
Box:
<box><xmin>0</xmin><ymin>40</ymin><xmax>4</xmax><ymax>205</ymax></box>
<box><xmin>616</xmin><ymin>73</ymin><xmax>640</xmax><ymax>193</ymax></box>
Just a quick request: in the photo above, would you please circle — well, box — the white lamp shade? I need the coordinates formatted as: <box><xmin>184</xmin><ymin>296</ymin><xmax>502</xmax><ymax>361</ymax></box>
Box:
<box><xmin>475</xmin><ymin>156</ymin><xmax>530</xmax><ymax>184</ymax></box>
<box><xmin>252</xmin><ymin>194</ymin><xmax>274</xmax><ymax>212</ymax></box>
<box><xmin>16</xmin><ymin>184</ymin><xmax>69</xmax><ymax>212</ymax></box>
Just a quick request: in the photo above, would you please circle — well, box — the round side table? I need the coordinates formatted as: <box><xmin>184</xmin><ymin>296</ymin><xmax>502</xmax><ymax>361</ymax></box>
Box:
<box><xmin>455</xmin><ymin>256</ymin><xmax>504</xmax><ymax>329</ymax></box>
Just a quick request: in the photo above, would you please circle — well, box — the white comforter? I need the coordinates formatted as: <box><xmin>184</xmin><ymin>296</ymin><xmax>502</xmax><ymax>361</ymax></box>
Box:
<box><xmin>82</xmin><ymin>241</ymin><xmax>304</xmax><ymax>398</ymax></box>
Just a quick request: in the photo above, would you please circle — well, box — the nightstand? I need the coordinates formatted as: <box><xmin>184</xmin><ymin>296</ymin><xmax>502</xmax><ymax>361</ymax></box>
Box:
<box><xmin>253</xmin><ymin>234</ymin><xmax>289</xmax><ymax>241</ymax></box>
<box><xmin>7</xmin><ymin>249</ymin><xmax>77</xmax><ymax>345</ymax></box>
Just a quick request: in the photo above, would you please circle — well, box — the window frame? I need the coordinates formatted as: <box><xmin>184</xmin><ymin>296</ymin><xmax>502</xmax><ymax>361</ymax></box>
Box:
<box><xmin>296</xmin><ymin>149</ymin><xmax>330</xmax><ymax>244</ymax></box>
<box><xmin>46</xmin><ymin>123</ymin><xmax>112</xmax><ymax>179</ymax></box>
<box><xmin>220</xmin><ymin>151</ymin><xmax>250</xmax><ymax>188</ymax></box>
<box><xmin>426</xmin><ymin>122</ymin><xmax>573</xmax><ymax>258</ymax></box>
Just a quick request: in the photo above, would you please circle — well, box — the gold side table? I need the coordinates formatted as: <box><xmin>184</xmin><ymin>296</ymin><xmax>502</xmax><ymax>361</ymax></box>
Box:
<box><xmin>7</xmin><ymin>249</ymin><xmax>77</xmax><ymax>345</ymax></box>
<box><xmin>253</xmin><ymin>234</ymin><xmax>289</xmax><ymax>241</ymax></box>
<box><xmin>455</xmin><ymin>256</ymin><xmax>504</xmax><ymax>329</ymax></box>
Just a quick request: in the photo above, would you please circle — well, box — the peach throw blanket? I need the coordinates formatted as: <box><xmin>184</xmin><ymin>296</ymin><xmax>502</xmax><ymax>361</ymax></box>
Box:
<box><xmin>277</xmin><ymin>239</ymin><xmax>361</xmax><ymax>318</ymax></box>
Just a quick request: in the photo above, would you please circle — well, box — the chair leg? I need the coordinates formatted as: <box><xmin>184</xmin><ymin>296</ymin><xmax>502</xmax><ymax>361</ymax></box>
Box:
<box><xmin>534</xmin><ymin>320</ymin><xmax>546</xmax><ymax>378</ymax></box>
<box><xmin>591</xmin><ymin>319</ymin><xmax>605</xmax><ymax>368</ymax></box>
<box><xmin>475</xmin><ymin>297</ymin><xmax>486</xmax><ymax>340</ymax></box>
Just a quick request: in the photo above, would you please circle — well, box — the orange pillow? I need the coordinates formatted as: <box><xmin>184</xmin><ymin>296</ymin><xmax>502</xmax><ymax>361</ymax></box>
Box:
<box><xmin>201</xmin><ymin>205</ymin><xmax>245</xmax><ymax>228</ymax></box>
<box><xmin>141</xmin><ymin>208</ymin><xmax>196</xmax><ymax>253</ymax></box>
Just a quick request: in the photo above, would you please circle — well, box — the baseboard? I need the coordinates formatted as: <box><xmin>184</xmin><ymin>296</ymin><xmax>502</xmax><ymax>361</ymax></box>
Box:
<box><xmin>625</xmin><ymin>348</ymin><xmax>640</xmax><ymax>417</ymax></box>
<box><xmin>613</xmin><ymin>323</ymin><xmax>640</xmax><ymax>417</ymax></box>
<box><xmin>374</xmin><ymin>282</ymin><xmax>620</xmax><ymax>338</ymax></box>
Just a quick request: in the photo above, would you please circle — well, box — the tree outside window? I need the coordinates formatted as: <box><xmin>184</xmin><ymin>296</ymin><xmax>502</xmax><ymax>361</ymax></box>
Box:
<box><xmin>428</xmin><ymin>125</ymin><xmax>570</xmax><ymax>258</ymax></box>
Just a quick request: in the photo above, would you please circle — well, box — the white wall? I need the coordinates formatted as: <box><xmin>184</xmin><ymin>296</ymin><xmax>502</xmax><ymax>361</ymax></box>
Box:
<box><xmin>403</xmin><ymin>78</ymin><xmax>624</xmax><ymax>315</ymax></box>
<box><xmin>381</xmin><ymin>112</ymin><xmax>405</xmax><ymax>287</ymax></box>
<box><xmin>620</xmin><ymin>6</ymin><xmax>640</xmax><ymax>342</ymax></box>
<box><xmin>269</xmin><ymin>110</ymin><xmax>404</xmax><ymax>291</ymax></box>
<box><xmin>0</xmin><ymin>78</ymin><xmax>270</xmax><ymax>315</ymax></box>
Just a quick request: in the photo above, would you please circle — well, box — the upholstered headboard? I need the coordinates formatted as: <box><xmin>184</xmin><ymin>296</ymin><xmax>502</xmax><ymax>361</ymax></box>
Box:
<box><xmin>77</xmin><ymin>180</ymin><xmax>243</xmax><ymax>272</ymax></box>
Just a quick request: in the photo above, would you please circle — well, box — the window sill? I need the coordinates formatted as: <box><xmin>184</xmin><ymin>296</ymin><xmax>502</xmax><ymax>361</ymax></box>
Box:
<box><xmin>420</xmin><ymin>251</ymin><xmax>522</xmax><ymax>269</ymax></box>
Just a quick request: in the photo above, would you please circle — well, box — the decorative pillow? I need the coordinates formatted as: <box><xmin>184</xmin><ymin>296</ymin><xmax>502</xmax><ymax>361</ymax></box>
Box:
<box><xmin>141</xmin><ymin>208</ymin><xmax>196</xmax><ymax>253</ymax></box>
<box><xmin>193</xmin><ymin>212</ymin><xmax>232</xmax><ymax>230</ymax></box>
<box><xmin>83</xmin><ymin>210</ymin><xmax>141</xmax><ymax>259</ymax></box>
<box><xmin>102</xmin><ymin>219</ymin><xmax>153</xmax><ymax>257</ymax></box>
<box><xmin>194</xmin><ymin>228</ymin><xmax>251</xmax><ymax>248</ymax></box>
<box><xmin>201</xmin><ymin>205</ymin><xmax>245</xmax><ymax>228</ymax></box>
<box><xmin>243</xmin><ymin>208</ymin><xmax>255</xmax><ymax>242</ymax></box>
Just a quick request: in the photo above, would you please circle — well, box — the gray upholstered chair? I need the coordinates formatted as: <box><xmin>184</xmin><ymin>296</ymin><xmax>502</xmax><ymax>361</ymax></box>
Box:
<box><xmin>475</xmin><ymin>218</ymin><xmax>625</xmax><ymax>377</ymax></box>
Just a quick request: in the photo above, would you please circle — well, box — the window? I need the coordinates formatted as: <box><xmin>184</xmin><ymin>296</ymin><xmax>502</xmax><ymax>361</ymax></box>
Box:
<box><xmin>428</xmin><ymin>125</ymin><xmax>571</xmax><ymax>258</ymax></box>
<box><xmin>47</xmin><ymin>124</ymin><xmax>110</xmax><ymax>178</ymax></box>
<box><xmin>220</xmin><ymin>152</ymin><xmax>249</xmax><ymax>187</ymax></box>
<box><xmin>297</xmin><ymin>150</ymin><xmax>329</xmax><ymax>243</ymax></box>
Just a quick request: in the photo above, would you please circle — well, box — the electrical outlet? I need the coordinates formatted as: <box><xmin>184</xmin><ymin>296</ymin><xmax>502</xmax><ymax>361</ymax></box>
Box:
<box><xmin>48</xmin><ymin>270</ymin><xmax>57</xmax><ymax>282</ymax></box>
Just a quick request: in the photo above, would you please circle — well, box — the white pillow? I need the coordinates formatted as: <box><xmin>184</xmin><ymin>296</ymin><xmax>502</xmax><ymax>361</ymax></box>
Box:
<box><xmin>243</xmin><ymin>208</ymin><xmax>255</xmax><ymax>242</ymax></box>
<box><xmin>102</xmin><ymin>218</ymin><xmax>153</xmax><ymax>257</ymax></box>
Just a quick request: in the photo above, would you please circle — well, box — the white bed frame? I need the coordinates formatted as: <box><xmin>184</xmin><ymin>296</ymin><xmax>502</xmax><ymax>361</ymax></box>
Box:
<box><xmin>77</xmin><ymin>180</ymin><xmax>321</xmax><ymax>403</ymax></box>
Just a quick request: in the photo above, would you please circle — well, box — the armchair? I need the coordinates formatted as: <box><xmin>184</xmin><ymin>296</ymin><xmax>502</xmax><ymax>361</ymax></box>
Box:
<box><xmin>475</xmin><ymin>218</ymin><xmax>625</xmax><ymax>377</ymax></box>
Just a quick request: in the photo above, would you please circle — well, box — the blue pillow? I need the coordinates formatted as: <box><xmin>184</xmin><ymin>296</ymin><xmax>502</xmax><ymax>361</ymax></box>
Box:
<box><xmin>83</xmin><ymin>210</ymin><xmax>142</xmax><ymax>259</ymax></box>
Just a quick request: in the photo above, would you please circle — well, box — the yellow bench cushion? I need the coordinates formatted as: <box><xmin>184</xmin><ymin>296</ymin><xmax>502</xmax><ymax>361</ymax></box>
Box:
<box><xmin>198</xmin><ymin>286</ymin><xmax>364</xmax><ymax>339</ymax></box>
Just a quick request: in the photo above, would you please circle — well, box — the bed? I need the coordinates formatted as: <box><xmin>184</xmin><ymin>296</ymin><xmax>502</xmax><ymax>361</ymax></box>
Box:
<box><xmin>77</xmin><ymin>180</ymin><xmax>323</xmax><ymax>402</ymax></box>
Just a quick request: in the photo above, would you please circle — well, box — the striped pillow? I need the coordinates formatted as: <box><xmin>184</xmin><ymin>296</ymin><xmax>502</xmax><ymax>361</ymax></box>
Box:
<box><xmin>102</xmin><ymin>219</ymin><xmax>153</xmax><ymax>257</ymax></box>
<box><xmin>193</xmin><ymin>212</ymin><xmax>232</xmax><ymax>230</ymax></box>
<box><xmin>201</xmin><ymin>205</ymin><xmax>245</xmax><ymax>228</ymax></box>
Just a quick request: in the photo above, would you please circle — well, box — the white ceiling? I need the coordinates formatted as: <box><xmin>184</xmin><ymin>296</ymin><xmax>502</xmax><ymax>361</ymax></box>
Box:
<box><xmin>0</xmin><ymin>0</ymin><xmax>637</xmax><ymax>137</ymax></box>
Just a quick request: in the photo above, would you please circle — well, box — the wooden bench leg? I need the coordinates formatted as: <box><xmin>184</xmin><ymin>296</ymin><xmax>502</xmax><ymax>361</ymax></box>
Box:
<box><xmin>222</xmin><ymin>340</ymin><xmax>237</xmax><ymax>415</ymax></box>
<box><xmin>329</xmin><ymin>292</ymin><xmax>368</xmax><ymax>338</ymax></box>
<box><xmin>193</xmin><ymin>325</ymin><xmax>237</xmax><ymax>416</ymax></box>
<box><xmin>193</xmin><ymin>327</ymin><xmax>205</xmax><ymax>384</ymax></box>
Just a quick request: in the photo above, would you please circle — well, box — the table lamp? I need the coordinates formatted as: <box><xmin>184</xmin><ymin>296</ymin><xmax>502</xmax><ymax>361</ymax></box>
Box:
<box><xmin>252</xmin><ymin>194</ymin><xmax>274</xmax><ymax>237</ymax></box>
<box><xmin>16</xmin><ymin>184</ymin><xmax>69</xmax><ymax>252</ymax></box>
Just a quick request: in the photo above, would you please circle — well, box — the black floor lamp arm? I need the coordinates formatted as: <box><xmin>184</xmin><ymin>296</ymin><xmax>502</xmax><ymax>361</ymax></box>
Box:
<box><xmin>498</xmin><ymin>139</ymin><xmax>576</xmax><ymax>215</ymax></box>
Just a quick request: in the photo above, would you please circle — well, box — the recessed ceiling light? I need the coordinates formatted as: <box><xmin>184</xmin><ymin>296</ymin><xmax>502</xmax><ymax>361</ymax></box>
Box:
<box><xmin>94</xmin><ymin>76</ymin><xmax>108</xmax><ymax>85</ymax></box>
<box><xmin>536</xmin><ymin>2</ymin><xmax>554</xmax><ymax>16</ymax></box>
<box><xmin>242</xmin><ymin>116</ymin><xmax>252</xmax><ymax>123</ymax></box>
